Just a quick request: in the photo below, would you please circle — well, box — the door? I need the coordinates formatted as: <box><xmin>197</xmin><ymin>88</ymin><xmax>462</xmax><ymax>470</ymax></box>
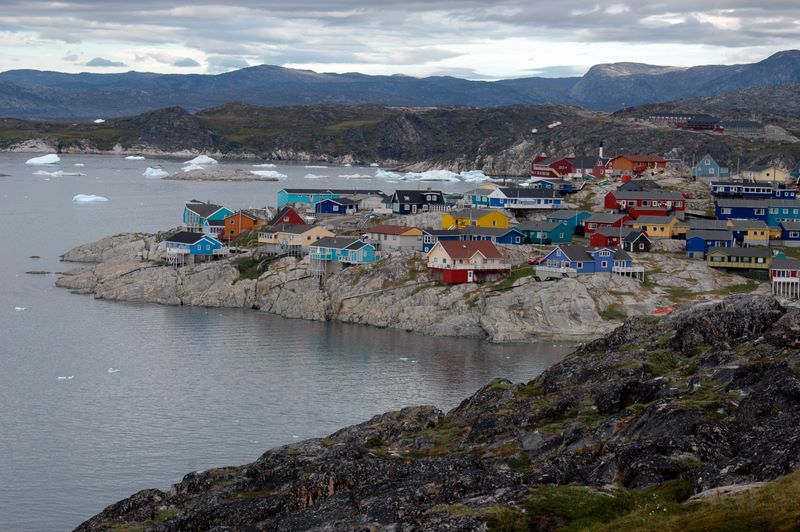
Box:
<box><xmin>412</xmin><ymin>204</ymin><xmax>418</xmax><ymax>214</ymax></box>
<box><xmin>467</xmin><ymin>270</ymin><xmax>474</xmax><ymax>283</ymax></box>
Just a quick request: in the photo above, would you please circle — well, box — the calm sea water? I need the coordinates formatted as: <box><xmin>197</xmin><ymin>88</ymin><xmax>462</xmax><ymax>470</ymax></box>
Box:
<box><xmin>0</xmin><ymin>154</ymin><xmax>572</xmax><ymax>530</ymax></box>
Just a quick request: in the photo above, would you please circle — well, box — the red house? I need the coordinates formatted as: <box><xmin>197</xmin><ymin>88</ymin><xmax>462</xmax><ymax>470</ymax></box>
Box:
<box><xmin>426</xmin><ymin>240</ymin><xmax>510</xmax><ymax>284</ymax></box>
<box><xmin>582</xmin><ymin>213</ymin><xmax>631</xmax><ymax>235</ymax></box>
<box><xmin>269</xmin><ymin>206</ymin><xmax>306</xmax><ymax>227</ymax></box>
<box><xmin>604</xmin><ymin>190</ymin><xmax>686</xmax><ymax>215</ymax></box>
<box><xmin>771</xmin><ymin>257</ymin><xmax>800</xmax><ymax>299</ymax></box>
<box><xmin>589</xmin><ymin>227</ymin><xmax>635</xmax><ymax>248</ymax></box>
<box><xmin>531</xmin><ymin>156</ymin><xmax>575</xmax><ymax>178</ymax></box>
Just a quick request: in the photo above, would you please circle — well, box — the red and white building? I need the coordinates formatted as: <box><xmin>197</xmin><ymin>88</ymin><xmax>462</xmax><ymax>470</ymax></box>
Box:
<box><xmin>426</xmin><ymin>240</ymin><xmax>510</xmax><ymax>284</ymax></box>
<box><xmin>604</xmin><ymin>190</ymin><xmax>686</xmax><ymax>218</ymax></box>
<box><xmin>771</xmin><ymin>257</ymin><xmax>800</xmax><ymax>299</ymax></box>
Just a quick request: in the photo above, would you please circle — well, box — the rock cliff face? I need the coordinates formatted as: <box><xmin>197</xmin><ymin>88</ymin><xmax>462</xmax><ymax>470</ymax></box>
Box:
<box><xmin>56</xmin><ymin>232</ymin><xmax>760</xmax><ymax>343</ymax></box>
<box><xmin>75</xmin><ymin>295</ymin><xmax>800</xmax><ymax>530</ymax></box>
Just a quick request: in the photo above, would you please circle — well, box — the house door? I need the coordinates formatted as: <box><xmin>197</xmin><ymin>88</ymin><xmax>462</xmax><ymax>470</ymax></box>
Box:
<box><xmin>412</xmin><ymin>205</ymin><xmax>418</xmax><ymax>214</ymax></box>
<box><xmin>467</xmin><ymin>270</ymin><xmax>474</xmax><ymax>283</ymax></box>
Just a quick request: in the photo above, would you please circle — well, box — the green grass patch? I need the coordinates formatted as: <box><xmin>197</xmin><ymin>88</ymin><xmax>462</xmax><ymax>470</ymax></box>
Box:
<box><xmin>233</xmin><ymin>255</ymin><xmax>265</xmax><ymax>281</ymax></box>
<box><xmin>715</xmin><ymin>280</ymin><xmax>760</xmax><ymax>295</ymax></box>
<box><xmin>229</xmin><ymin>490</ymin><xmax>271</xmax><ymax>500</ymax></box>
<box><xmin>488</xmin><ymin>378</ymin><xmax>512</xmax><ymax>391</ymax></box>
<box><xmin>599</xmin><ymin>304</ymin><xmax>627</xmax><ymax>321</ymax></box>
<box><xmin>506</xmin><ymin>453</ymin><xmax>532</xmax><ymax>473</ymax></box>
<box><xmin>492</xmin><ymin>266</ymin><xmax>536</xmax><ymax>291</ymax></box>
<box><xmin>515</xmin><ymin>380</ymin><xmax>543</xmax><ymax>399</ymax></box>
<box><xmin>647</xmin><ymin>348</ymin><xmax>684</xmax><ymax>376</ymax></box>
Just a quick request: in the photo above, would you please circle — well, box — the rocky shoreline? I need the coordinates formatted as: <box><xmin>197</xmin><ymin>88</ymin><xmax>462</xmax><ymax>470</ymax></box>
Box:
<box><xmin>56</xmin><ymin>231</ymin><xmax>768</xmax><ymax>343</ymax></box>
<box><xmin>75</xmin><ymin>294</ymin><xmax>800</xmax><ymax>530</ymax></box>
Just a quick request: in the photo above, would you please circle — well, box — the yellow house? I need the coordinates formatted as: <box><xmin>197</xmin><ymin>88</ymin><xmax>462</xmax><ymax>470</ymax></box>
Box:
<box><xmin>631</xmin><ymin>215</ymin><xmax>679</xmax><ymax>238</ymax></box>
<box><xmin>727</xmin><ymin>220</ymin><xmax>771</xmax><ymax>246</ymax></box>
<box><xmin>706</xmin><ymin>247</ymin><xmax>771</xmax><ymax>270</ymax></box>
<box><xmin>441</xmin><ymin>208</ymin><xmax>512</xmax><ymax>230</ymax></box>
<box><xmin>257</xmin><ymin>224</ymin><xmax>335</xmax><ymax>250</ymax></box>
<box><xmin>745</xmin><ymin>165</ymin><xmax>789</xmax><ymax>183</ymax></box>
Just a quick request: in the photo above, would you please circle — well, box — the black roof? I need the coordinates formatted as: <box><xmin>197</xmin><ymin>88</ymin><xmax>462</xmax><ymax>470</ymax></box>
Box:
<box><xmin>773</xmin><ymin>257</ymin><xmax>800</xmax><ymax>270</ymax></box>
<box><xmin>706</xmin><ymin>246</ymin><xmax>772</xmax><ymax>258</ymax></box>
<box><xmin>269</xmin><ymin>206</ymin><xmax>299</xmax><ymax>226</ymax></box>
<box><xmin>165</xmin><ymin>231</ymin><xmax>211</xmax><ymax>244</ymax></box>
<box><xmin>319</xmin><ymin>197</ymin><xmax>360</xmax><ymax>205</ymax></box>
<box><xmin>571</xmin><ymin>155</ymin><xmax>602</xmax><ymax>169</ymax></box>
<box><xmin>185</xmin><ymin>200</ymin><xmax>224</xmax><ymax>218</ymax></box>
<box><xmin>391</xmin><ymin>190</ymin><xmax>445</xmax><ymax>204</ymax></box>
<box><xmin>500</xmin><ymin>187</ymin><xmax>559</xmax><ymax>199</ymax></box>
<box><xmin>623</xmin><ymin>230</ymin><xmax>650</xmax><ymax>243</ymax></box>
<box><xmin>313</xmin><ymin>236</ymin><xmax>363</xmax><ymax>249</ymax></box>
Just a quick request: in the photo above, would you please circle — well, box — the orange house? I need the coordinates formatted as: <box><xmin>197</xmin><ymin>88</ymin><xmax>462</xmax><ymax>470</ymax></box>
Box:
<box><xmin>223</xmin><ymin>209</ymin><xmax>269</xmax><ymax>240</ymax></box>
<box><xmin>609</xmin><ymin>155</ymin><xmax>667</xmax><ymax>175</ymax></box>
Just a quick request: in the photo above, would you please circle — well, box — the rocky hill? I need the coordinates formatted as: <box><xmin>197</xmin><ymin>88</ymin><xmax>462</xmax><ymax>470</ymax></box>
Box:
<box><xmin>1</xmin><ymin>102</ymin><xmax>784</xmax><ymax>175</ymax></box>
<box><xmin>75</xmin><ymin>295</ymin><xmax>800</xmax><ymax>530</ymax></box>
<box><xmin>2</xmin><ymin>51</ymin><xmax>800</xmax><ymax>119</ymax></box>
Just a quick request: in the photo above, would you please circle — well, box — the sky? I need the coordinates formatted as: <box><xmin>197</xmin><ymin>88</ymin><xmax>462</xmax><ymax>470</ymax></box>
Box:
<box><xmin>0</xmin><ymin>1</ymin><xmax>798</xmax><ymax>79</ymax></box>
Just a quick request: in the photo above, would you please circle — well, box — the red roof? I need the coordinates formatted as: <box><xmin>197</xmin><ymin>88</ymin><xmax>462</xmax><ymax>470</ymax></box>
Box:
<box><xmin>367</xmin><ymin>224</ymin><xmax>418</xmax><ymax>235</ymax></box>
<box><xmin>439</xmin><ymin>240</ymin><xmax>503</xmax><ymax>260</ymax></box>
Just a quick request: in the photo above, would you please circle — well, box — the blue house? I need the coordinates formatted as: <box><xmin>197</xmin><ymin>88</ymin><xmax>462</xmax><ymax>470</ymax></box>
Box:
<box><xmin>780</xmin><ymin>221</ymin><xmax>800</xmax><ymax>247</ymax></box>
<box><xmin>546</xmin><ymin>210</ymin><xmax>591</xmax><ymax>233</ymax></box>
<box><xmin>711</xmin><ymin>182</ymin><xmax>796</xmax><ymax>200</ymax></box>
<box><xmin>315</xmin><ymin>198</ymin><xmax>360</xmax><ymax>216</ymax></box>
<box><xmin>715</xmin><ymin>199</ymin><xmax>770</xmax><ymax>223</ymax></box>
<box><xmin>183</xmin><ymin>200</ymin><xmax>233</xmax><ymax>231</ymax></box>
<box><xmin>539</xmin><ymin>245</ymin><xmax>642</xmax><ymax>279</ymax></box>
<box><xmin>497</xmin><ymin>188</ymin><xmax>565</xmax><ymax>210</ymax></box>
<box><xmin>685</xmin><ymin>230</ymin><xmax>735</xmax><ymax>259</ymax></box>
<box><xmin>527</xmin><ymin>178</ymin><xmax>574</xmax><ymax>194</ymax></box>
<box><xmin>458</xmin><ymin>226</ymin><xmax>527</xmax><ymax>245</ymax></box>
<box><xmin>278</xmin><ymin>188</ymin><xmax>383</xmax><ymax>208</ymax></box>
<box><xmin>309</xmin><ymin>237</ymin><xmax>378</xmax><ymax>264</ymax></box>
<box><xmin>516</xmin><ymin>221</ymin><xmax>573</xmax><ymax>244</ymax></box>
<box><xmin>422</xmin><ymin>229</ymin><xmax>462</xmax><ymax>252</ymax></box>
<box><xmin>163</xmin><ymin>231</ymin><xmax>227</xmax><ymax>265</ymax></box>
<box><xmin>692</xmin><ymin>154</ymin><xmax>729</xmax><ymax>179</ymax></box>
<box><xmin>389</xmin><ymin>189</ymin><xmax>446</xmax><ymax>214</ymax></box>
<box><xmin>767</xmin><ymin>200</ymin><xmax>800</xmax><ymax>227</ymax></box>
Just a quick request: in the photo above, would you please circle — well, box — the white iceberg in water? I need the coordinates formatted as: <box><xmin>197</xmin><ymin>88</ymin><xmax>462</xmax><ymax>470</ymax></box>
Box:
<box><xmin>375</xmin><ymin>169</ymin><xmax>402</xmax><ymax>180</ymax></box>
<box><xmin>184</xmin><ymin>155</ymin><xmax>218</xmax><ymax>165</ymax></box>
<box><xmin>74</xmin><ymin>163</ymin><xmax>85</xmax><ymax>167</ymax></box>
<box><xmin>339</xmin><ymin>173</ymin><xmax>371</xmax><ymax>179</ymax></box>
<box><xmin>182</xmin><ymin>164</ymin><xmax>205</xmax><ymax>172</ymax></box>
<box><xmin>72</xmin><ymin>194</ymin><xmax>109</xmax><ymax>203</ymax></box>
<box><xmin>252</xmin><ymin>163</ymin><xmax>276</xmax><ymax>168</ymax></box>
<box><xmin>251</xmin><ymin>170</ymin><xmax>288</xmax><ymax>179</ymax></box>
<box><xmin>143</xmin><ymin>167</ymin><xmax>169</xmax><ymax>178</ymax></box>
<box><xmin>416</xmin><ymin>170</ymin><xmax>461</xmax><ymax>182</ymax></box>
<box><xmin>460</xmin><ymin>170</ymin><xmax>492</xmax><ymax>183</ymax></box>
<box><xmin>26</xmin><ymin>154</ymin><xmax>60</xmax><ymax>165</ymax></box>
<box><xmin>370</xmin><ymin>163</ymin><xmax>380</xmax><ymax>167</ymax></box>
<box><xmin>125</xmin><ymin>155</ymin><xmax>145</xmax><ymax>160</ymax></box>
<box><xmin>303</xmin><ymin>173</ymin><xmax>327</xmax><ymax>179</ymax></box>
<box><xmin>304</xmin><ymin>165</ymin><xmax>328</xmax><ymax>169</ymax></box>
<box><xmin>93</xmin><ymin>119</ymin><xmax>106</xmax><ymax>124</ymax></box>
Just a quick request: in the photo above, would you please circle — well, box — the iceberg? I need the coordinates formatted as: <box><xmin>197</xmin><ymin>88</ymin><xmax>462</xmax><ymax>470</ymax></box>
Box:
<box><xmin>416</xmin><ymin>170</ymin><xmax>461</xmax><ymax>182</ymax></box>
<box><xmin>184</xmin><ymin>155</ymin><xmax>218</xmax><ymax>165</ymax></box>
<box><xmin>143</xmin><ymin>167</ymin><xmax>169</xmax><ymax>178</ymax></box>
<box><xmin>93</xmin><ymin>119</ymin><xmax>106</xmax><ymax>124</ymax></box>
<box><xmin>459</xmin><ymin>170</ymin><xmax>492</xmax><ymax>183</ymax></box>
<box><xmin>125</xmin><ymin>155</ymin><xmax>145</xmax><ymax>160</ymax></box>
<box><xmin>251</xmin><ymin>170</ymin><xmax>288</xmax><ymax>179</ymax></box>
<box><xmin>375</xmin><ymin>169</ymin><xmax>402</xmax><ymax>180</ymax></box>
<box><xmin>370</xmin><ymin>163</ymin><xmax>380</xmax><ymax>167</ymax></box>
<box><xmin>252</xmin><ymin>163</ymin><xmax>276</xmax><ymax>168</ymax></box>
<box><xmin>303</xmin><ymin>173</ymin><xmax>327</xmax><ymax>179</ymax></box>
<box><xmin>182</xmin><ymin>164</ymin><xmax>205</xmax><ymax>172</ymax></box>
<box><xmin>72</xmin><ymin>194</ymin><xmax>109</xmax><ymax>203</ymax></box>
<box><xmin>339</xmin><ymin>173</ymin><xmax>371</xmax><ymax>179</ymax></box>
<box><xmin>26</xmin><ymin>154</ymin><xmax>60</xmax><ymax>165</ymax></box>
<box><xmin>304</xmin><ymin>165</ymin><xmax>328</xmax><ymax>169</ymax></box>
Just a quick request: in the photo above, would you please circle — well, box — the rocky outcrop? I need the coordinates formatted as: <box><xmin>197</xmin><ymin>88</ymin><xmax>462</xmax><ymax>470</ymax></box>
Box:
<box><xmin>76</xmin><ymin>295</ymin><xmax>800</xmax><ymax>531</ymax></box>
<box><xmin>56</xmin><ymin>232</ymin><xmax>762</xmax><ymax>343</ymax></box>
<box><xmin>164</xmin><ymin>169</ymin><xmax>281</xmax><ymax>181</ymax></box>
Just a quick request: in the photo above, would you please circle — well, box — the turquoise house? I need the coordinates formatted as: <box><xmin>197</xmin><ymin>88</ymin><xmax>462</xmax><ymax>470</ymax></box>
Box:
<box><xmin>183</xmin><ymin>200</ymin><xmax>233</xmax><ymax>231</ymax></box>
<box><xmin>546</xmin><ymin>210</ymin><xmax>591</xmax><ymax>233</ymax></box>
<box><xmin>309</xmin><ymin>237</ymin><xmax>378</xmax><ymax>264</ymax></box>
<box><xmin>163</xmin><ymin>231</ymin><xmax>228</xmax><ymax>266</ymax></box>
<box><xmin>692</xmin><ymin>154</ymin><xmax>729</xmax><ymax>179</ymax></box>
<box><xmin>516</xmin><ymin>221</ymin><xmax>573</xmax><ymax>244</ymax></box>
<box><xmin>278</xmin><ymin>188</ymin><xmax>383</xmax><ymax>208</ymax></box>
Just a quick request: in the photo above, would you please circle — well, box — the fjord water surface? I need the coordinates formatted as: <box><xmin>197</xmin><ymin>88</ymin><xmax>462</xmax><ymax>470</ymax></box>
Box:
<box><xmin>0</xmin><ymin>154</ymin><xmax>572</xmax><ymax>530</ymax></box>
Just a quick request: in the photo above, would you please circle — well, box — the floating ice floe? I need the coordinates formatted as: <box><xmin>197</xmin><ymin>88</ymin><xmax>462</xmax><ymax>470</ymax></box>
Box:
<box><xmin>304</xmin><ymin>165</ymin><xmax>328</xmax><ymax>169</ymax></box>
<box><xmin>369</xmin><ymin>163</ymin><xmax>380</xmax><ymax>167</ymax></box>
<box><xmin>57</xmin><ymin>375</ymin><xmax>75</xmax><ymax>380</ymax></box>
<box><xmin>414</xmin><ymin>170</ymin><xmax>462</xmax><ymax>182</ymax></box>
<box><xmin>339</xmin><ymin>173</ymin><xmax>371</xmax><ymax>179</ymax></box>
<box><xmin>34</xmin><ymin>170</ymin><xmax>85</xmax><ymax>177</ymax></box>
<box><xmin>252</xmin><ymin>163</ymin><xmax>276</xmax><ymax>168</ymax></box>
<box><xmin>375</xmin><ymin>169</ymin><xmax>402</xmax><ymax>180</ymax></box>
<box><xmin>344</xmin><ymin>163</ymin><xmax>352</xmax><ymax>167</ymax></box>
<box><xmin>72</xmin><ymin>194</ymin><xmax>109</xmax><ymax>203</ymax></box>
<box><xmin>459</xmin><ymin>170</ymin><xmax>492</xmax><ymax>183</ymax></box>
<box><xmin>182</xmin><ymin>164</ymin><xmax>205</xmax><ymax>172</ymax></box>
<box><xmin>143</xmin><ymin>167</ymin><xmax>169</xmax><ymax>178</ymax></box>
<box><xmin>108</xmin><ymin>368</ymin><xmax>120</xmax><ymax>373</ymax></box>
<box><xmin>184</xmin><ymin>155</ymin><xmax>218</xmax><ymax>165</ymax></box>
<box><xmin>14</xmin><ymin>306</ymin><xmax>25</xmax><ymax>311</ymax></box>
<box><xmin>93</xmin><ymin>119</ymin><xmax>106</xmax><ymax>124</ymax></box>
<box><xmin>125</xmin><ymin>155</ymin><xmax>145</xmax><ymax>160</ymax></box>
<box><xmin>399</xmin><ymin>357</ymin><xmax>409</xmax><ymax>361</ymax></box>
<box><xmin>303</xmin><ymin>173</ymin><xmax>327</xmax><ymax>179</ymax></box>
<box><xmin>26</xmin><ymin>154</ymin><xmax>60</xmax><ymax>165</ymax></box>
<box><xmin>74</xmin><ymin>163</ymin><xmax>85</xmax><ymax>167</ymax></box>
<box><xmin>251</xmin><ymin>170</ymin><xmax>288</xmax><ymax>179</ymax></box>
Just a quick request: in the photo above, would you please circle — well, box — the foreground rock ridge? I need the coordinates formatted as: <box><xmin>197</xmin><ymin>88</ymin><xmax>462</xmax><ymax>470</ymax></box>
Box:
<box><xmin>77</xmin><ymin>295</ymin><xmax>800</xmax><ymax>531</ymax></box>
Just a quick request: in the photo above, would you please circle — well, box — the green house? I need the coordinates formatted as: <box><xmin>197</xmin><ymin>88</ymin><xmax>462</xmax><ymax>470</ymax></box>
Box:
<box><xmin>546</xmin><ymin>210</ymin><xmax>592</xmax><ymax>233</ymax></box>
<box><xmin>516</xmin><ymin>220</ymin><xmax>573</xmax><ymax>244</ymax></box>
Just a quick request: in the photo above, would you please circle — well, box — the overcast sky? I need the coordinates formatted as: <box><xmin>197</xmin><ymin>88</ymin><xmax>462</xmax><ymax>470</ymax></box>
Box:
<box><xmin>1</xmin><ymin>1</ymin><xmax>798</xmax><ymax>78</ymax></box>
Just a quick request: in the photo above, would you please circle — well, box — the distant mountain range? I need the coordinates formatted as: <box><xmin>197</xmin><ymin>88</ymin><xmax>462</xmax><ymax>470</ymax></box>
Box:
<box><xmin>1</xmin><ymin>51</ymin><xmax>800</xmax><ymax>119</ymax></box>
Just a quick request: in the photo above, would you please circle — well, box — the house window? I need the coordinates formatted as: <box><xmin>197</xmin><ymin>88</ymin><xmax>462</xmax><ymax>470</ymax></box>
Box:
<box><xmin>721</xmin><ymin>208</ymin><xmax>731</xmax><ymax>214</ymax></box>
<box><xmin>711</xmin><ymin>256</ymin><xmax>725</xmax><ymax>262</ymax></box>
<box><xmin>709</xmin><ymin>168</ymin><xmax>715</xmax><ymax>174</ymax></box>
<box><xmin>754</xmin><ymin>209</ymin><xmax>765</xmax><ymax>216</ymax></box>
<box><xmin>576</xmin><ymin>262</ymin><xmax>583</xmax><ymax>268</ymax></box>
<box><xmin>639</xmin><ymin>243</ymin><xmax>645</xmax><ymax>250</ymax></box>
<box><xmin>790</xmin><ymin>232</ymin><xmax>799</xmax><ymax>238</ymax></box>
<box><xmin>756</xmin><ymin>257</ymin><xmax>765</xmax><ymax>263</ymax></box>
<box><xmin>601</xmin><ymin>261</ymin><xmax>608</xmax><ymax>268</ymax></box>
<box><xmin>332</xmin><ymin>205</ymin><xmax>339</xmax><ymax>212</ymax></box>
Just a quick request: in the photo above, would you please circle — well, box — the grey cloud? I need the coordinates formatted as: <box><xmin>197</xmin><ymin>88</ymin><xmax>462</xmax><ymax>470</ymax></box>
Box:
<box><xmin>206</xmin><ymin>55</ymin><xmax>251</xmax><ymax>73</ymax></box>
<box><xmin>173</xmin><ymin>57</ymin><xmax>200</xmax><ymax>67</ymax></box>
<box><xmin>85</xmin><ymin>57</ymin><xmax>127</xmax><ymax>67</ymax></box>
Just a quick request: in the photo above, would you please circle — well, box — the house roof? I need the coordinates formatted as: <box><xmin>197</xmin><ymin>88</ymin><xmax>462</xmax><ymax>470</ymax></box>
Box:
<box><xmin>571</xmin><ymin>155</ymin><xmax>602</xmax><ymax>169</ymax></box>
<box><xmin>438</xmin><ymin>240</ymin><xmax>503</xmax><ymax>260</ymax></box>
<box><xmin>268</xmin><ymin>206</ymin><xmax>303</xmax><ymax>226</ymax></box>
<box><xmin>392</xmin><ymin>189</ymin><xmax>445</xmax><ymax>204</ymax></box>
<box><xmin>367</xmin><ymin>224</ymin><xmax>420</xmax><ymax>236</ymax></box>
<box><xmin>459</xmin><ymin>226</ymin><xmax>524</xmax><ymax>237</ymax></box>
<box><xmin>165</xmin><ymin>231</ymin><xmax>214</xmax><ymax>244</ymax></box>
<box><xmin>613</xmin><ymin>154</ymin><xmax>667</xmax><ymax>163</ymax></box>
<box><xmin>728</xmin><ymin>219</ymin><xmax>768</xmax><ymax>230</ymax></box>
<box><xmin>596</xmin><ymin>226</ymin><xmax>635</xmax><ymax>237</ymax></box>
<box><xmin>715</xmin><ymin>198</ymin><xmax>770</xmax><ymax>208</ymax></box>
<box><xmin>424</xmin><ymin>229</ymin><xmax>462</xmax><ymax>237</ymax></box>
<box><xmin>633</xmin><ymin>215</ymin><xmax>677</xmax><ymax>225</ymax></box>
<box><xmin>682</xmin><ymin>219</ymin><xmax>729</xmax><ymax>231</ymax></box>
<box><xmin>516</xmin><ymin>220</ymin><xmax>562</xmax><ymax>232</ymax></box>
<box><xmin>612</xmin><ymin>190</ymin><xmax>684</xmax><ymax>201</ymax></box>
<box><xmin>706</xmin><ymin>246</ymin><xmax>772</xmax><ymax>258</ymax></box>
<box><xmin>499</xmin><ymin>187</ymin><xmax>559</xmax><ymax>199</ymax></box>
<box><xmin>264</xmin><ymin>223</ymin><xmax>318</xmax><ymax>235</ymax></box>
<box><xmin>313</xmin><ymin>236</ymin><xmax>364</xmax><ymax>249</ymax></box>
<box><xmin>318</xmin><ymin>197</ymin><xmax>360</xmax><ymax>205</ymax></box>
<box><xmin>547</xmin><ymin>209</ymin><xmax>589</xmax><ymax>220</ymax></box>
<box><xmin>781</xmin><ymin>221</ymin><xmax>800</xmax><ymax>231</ymax></box>
<box><xmin>206</xmin><ymin>219</ymin><xmax>225</xmax><ymax>227</ymax></box>
<box><xmin>185</xmin><ymin>200</ymin><xmax>225</xmax><ymax>218</ymax></box>
<box><xmin>451</xmin><ymin>208</ymin><xmax>505</xmax><ymax>219</ymax></box>
<box><xmin>555</xmin><ymin>245</ymin><xmax>627</xmax><ymax>262</ymax></box>
<box><xmin>585</xmin><ymin>213</ymin><xmax>627</xmax><ymax>224</ymax></box>
<box><xmin>623</xmin><ymin>230</ymin><xmax>650</xmax><ymax>244</ymax></box>
<box><xmin>772</xmin><ymin>257</ymin><xmax>800</xmax><ymax>270</ymax></box>
<box><xmin>532</xmin><ymin>156</ymin><xmax>571</xmax><ymax>167</ymax></box>
<box><xmin>686</xmin><ymin>230</ymin><xmax>734</xmax><ymax>241</ymax></box>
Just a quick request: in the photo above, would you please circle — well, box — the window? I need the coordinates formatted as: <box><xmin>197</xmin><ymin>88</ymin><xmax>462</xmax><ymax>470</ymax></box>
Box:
<box><xmin>711</xmin><ymin>256</ymin><xmax>725</xmax><ymax>262</ymax></box>
<box><xmin>754</xmin><ymin>209</ymin><xmax>765</xmax><ymax>216</ymax></box>
<box><xmin>709</xmin><ymin>168</ymin><xmax>715</xmax><ymax>174</ymax></box>
<box><xmin>332</xmin><ymin>205</ymin><xmax>339</xmax><ymax>212</ymax></box>
<box><xmin>639</xmin><ymin>243</ymin><xmax>645</xmax><ymax>250</ymax></box>
<box><xmin>230</xmin><ymin>219</ymin><xmax>234</xmax><ymax>224</ymax></box>
<box><xmin>721</xmin><ymin>208</ymin><xmax>731</xmax><ymax>214</ymax></box>
<box><xmin>790</xmin><ymin>232</ymin><xmax>799</xmax><ymax>238</ymax></box>
<box><xmin>576</xmin><ymin>261</ymin><xmax>583</xmax><ymax>269</ymax></box>
<box><xmin>601</xmin><ymin>261</ymin><xmax>608</xmax><ymax>268</ymax></box>
<box><xmin>756</xmin><ymin>257</ymin><xmax>766</xmax><ymax>263</ymax></box>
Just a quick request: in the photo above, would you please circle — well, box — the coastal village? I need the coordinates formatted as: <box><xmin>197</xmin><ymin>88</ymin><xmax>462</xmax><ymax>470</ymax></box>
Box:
<box><xmin>159</xmin><ymin>143</ymin><xmax>800</xmax><ymax>314</ymax></box>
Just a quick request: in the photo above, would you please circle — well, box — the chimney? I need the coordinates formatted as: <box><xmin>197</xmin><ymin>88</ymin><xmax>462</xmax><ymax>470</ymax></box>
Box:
<box><xmin>599</xmin><ymin>141</ymin><xmax>604</xmax><ymax>160</ymax></box>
